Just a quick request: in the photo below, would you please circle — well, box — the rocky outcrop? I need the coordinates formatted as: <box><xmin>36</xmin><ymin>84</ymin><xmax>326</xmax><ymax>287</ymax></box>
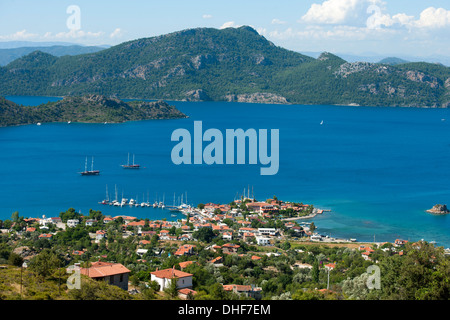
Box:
<box><xmin>184</xmin><ymin>89</ymin><xmax>211</xmax><ymax>101</ymax></box>
<box><xmin>427</xmin><ymin>204</ymin><xmax>450</xmax><ymax>215</ymax></box>
<box><xmin>405</xmin><ymin>71</ymin><xmax>441</xmax><ymax>89</ymax></box>
<box><xmin>224</xmin><ymin>93</ymin><xmax>289</xmax><ymax>104</ymax></box>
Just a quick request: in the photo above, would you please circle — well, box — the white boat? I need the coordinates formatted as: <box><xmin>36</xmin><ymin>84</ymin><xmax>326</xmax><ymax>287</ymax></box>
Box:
<box><xmin>37</xmin><ymin>123</ymin><xmax>41</xmax><ymax>126</ymax></box>
<box><xmin>320</xmin><ymin>120</ymin><xmax>324</xmax><ymax>125</ymax></box>
<box><xmin>129</xmin><ymin>199</ymin><xmax>136</xmax><ymax>206</ymax></box>
<box><xmin>99</xmin><ymin>184</ymin><xmax>109</xmax><ymax>205</ymax></box>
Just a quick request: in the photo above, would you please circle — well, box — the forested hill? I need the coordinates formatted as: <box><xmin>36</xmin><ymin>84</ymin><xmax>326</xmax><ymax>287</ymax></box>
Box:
<box><xmin>0</xmin><ymin>26</ymin><xmax>449</xmax><ymax>108</ymax></box>
<box><xmin>0</xmin><ymin>95</ymin><xmax>187</xmax><ymax>127</ymax></box>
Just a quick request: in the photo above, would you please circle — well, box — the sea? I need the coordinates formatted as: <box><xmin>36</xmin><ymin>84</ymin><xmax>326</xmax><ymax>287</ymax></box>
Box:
<box><xmin>2</xmin><ymin>96</ymin><xmax>450</xmax><ymax>247</ymax></box>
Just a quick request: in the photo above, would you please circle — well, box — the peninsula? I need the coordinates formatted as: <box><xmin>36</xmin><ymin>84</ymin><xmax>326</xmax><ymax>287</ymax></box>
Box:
<box><xmin>0</xmin><ymin>94</ymin><xmax>187</xmax><ymax>127</ymax></box>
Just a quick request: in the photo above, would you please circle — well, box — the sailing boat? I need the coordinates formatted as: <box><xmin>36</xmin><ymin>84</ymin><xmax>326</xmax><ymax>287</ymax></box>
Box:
<box><xmin>100</xmin><ymin>184</ymin><xmax>109</xmax><ymax>205</ymax></box>
<box><xmin>320</xmin><ymin>120</ymin><xmax>324</xmax><ymax>125</ymax></box>
<box><xmin>121</xmin><ymin>153</ymin><xmax>140</xmax><ymax>169</ymax></box>
<box><xmin>80</xmin><ymin>157</ymin><xmax>100</xmax><ymax>176</ymax></box>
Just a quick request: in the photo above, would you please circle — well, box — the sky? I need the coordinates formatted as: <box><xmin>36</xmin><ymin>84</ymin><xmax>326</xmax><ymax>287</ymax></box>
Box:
<box><xmin>0</xmin><ymin>0</ymin><xmax>449</xmax><ymax>58</ymax></box>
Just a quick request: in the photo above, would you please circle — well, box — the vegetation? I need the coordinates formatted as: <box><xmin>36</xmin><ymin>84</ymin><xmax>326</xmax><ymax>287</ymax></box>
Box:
<box><xmin>0</xmin><ymin>26</ymin><xmax>448</xmax><ymax>108</ymax></box>
<box><xmin>1</xmin><ymin>205</ymin><xmax>450</xmax><ymax>301</ymax></box>
<box><xmin>0</xmin><ymin>94</ymin><xmax>187</xmax><ymax>127</ymax></box>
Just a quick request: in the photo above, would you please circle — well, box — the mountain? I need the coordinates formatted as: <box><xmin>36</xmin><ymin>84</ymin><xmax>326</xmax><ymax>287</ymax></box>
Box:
<box><xmin>0</xmin><ymin>45</ymin><xmax>108</xmax><ymax>66</ymax></box>
<box><xmin>1</xmin><ymin>26</ymin><xmax>449</xmax><ymax>108</ymax></box>
<box><xmin>378</xmin><ymin>57</ymin><xmax>410</xmax><ymax>66</ymax></box>
<box><xmin>0</xmin><ymin>95</ymin><xmax>187</xmax><ymax>127</ymax></box>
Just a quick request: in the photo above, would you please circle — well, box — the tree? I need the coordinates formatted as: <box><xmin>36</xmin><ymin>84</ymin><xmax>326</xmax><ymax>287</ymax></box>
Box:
<box><xmin>28</xmin><ymin>249</ymin><xmax>61</xmax><ymax>278</ymax></box>
<box><xmin>311</xmin><ymin>259</ymin><xmax>320</xmax><ymax>283</ymax></box>
<box><xmin>11</xmin><ymin>211</ymin><xmax>20</xmax><ymax>223</ymax></box>
<box><xmin>310</xmin><ymin>222</ymin><xmax>316</xmax><ymax>233</ymax></box>
<box><xmin>8</xmin><ymin>252</ymin><xmax>23</xmax><ymax>267</ymax></box>
<box><xmin>193</xmin><ymin>227</ymin><xmax>215</xmax><ymax>243</ymax></box>
<box><xmin>164</xmin><ymin>276</ymin><xmax>179</xmax><ymax>299</ymax></box>
<box><xmin>197</xmin><ymin>203</ymin><xmax>205</xmax><ymax>210</ymax></box>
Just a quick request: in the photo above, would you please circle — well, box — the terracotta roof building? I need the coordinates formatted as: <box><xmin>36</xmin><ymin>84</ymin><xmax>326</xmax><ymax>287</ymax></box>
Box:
<box><xmin>150</xmin><ymin>267</ymin><xmax>193</xmax><ymax>291</ymax></box>
<box><xmin>80</xmin><ymin>261</ymin><xmax>131</xmax><ymax>291</ymax></box>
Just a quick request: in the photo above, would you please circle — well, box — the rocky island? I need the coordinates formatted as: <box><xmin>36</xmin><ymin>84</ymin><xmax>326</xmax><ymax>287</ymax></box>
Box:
<box><xmin>426</xmin><ymin>204</ymin><xmax>450</xmax><ymax>215</ymax></box>
<box><xmin>0</xmin><ymin>94</ymin><xmax>187</xmax><ymax>127</ymax></box>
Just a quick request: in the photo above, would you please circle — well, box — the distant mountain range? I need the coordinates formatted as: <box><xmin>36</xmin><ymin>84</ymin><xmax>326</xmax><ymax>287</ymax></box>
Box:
<box><xmin>0</xmin><ymin>26</ymin><xmax>449</xmax><ymax>108</ymax></box>
<box><xmin>301</xmin><ymin>51</ymin><xmax>450</xmax><ymax>67</ymax></box>
<box><xmin>0</xmin><ymin>45</ymin><xmax>108</xmax><ymax>66</ymax></box>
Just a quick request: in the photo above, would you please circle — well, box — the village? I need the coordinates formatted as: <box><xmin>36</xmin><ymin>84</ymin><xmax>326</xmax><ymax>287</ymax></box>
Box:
<box><xmin>0</xmin><ymin>196</ymin><xmax>438</xmax><ymax>300</ymax></box>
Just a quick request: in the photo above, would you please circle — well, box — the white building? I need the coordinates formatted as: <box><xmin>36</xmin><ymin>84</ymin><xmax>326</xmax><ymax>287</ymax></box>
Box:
<box><xmin>150</xmin><ymin>268</ymin><xmax>193</xmax><ymax>291</ymax></box>
<box><xmin>255</xmin><ymin>235</ymin><xmax>271</xmax><ymax>246</ymax></box>
<box><xmin>67</xmin><ymin>219</ymin><xmax>79</xmax><ymax>228</ymax></box>
<box><xmin>258</xmin><ymin>228</ymin><xmax>277</xmax><ymax>236</ymax></box>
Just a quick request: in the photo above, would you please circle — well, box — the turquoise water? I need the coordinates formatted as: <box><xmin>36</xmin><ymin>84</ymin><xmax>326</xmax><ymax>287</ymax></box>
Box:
<box><xmin>2</xmin><ymin>96</ymin><xmax>450</xmax><ymax>247</ymax></box>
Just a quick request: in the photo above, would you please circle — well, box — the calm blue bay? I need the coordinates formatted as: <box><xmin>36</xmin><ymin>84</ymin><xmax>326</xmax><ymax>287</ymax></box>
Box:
<box><xmin>2</xmin><ymin>96</ymin><xmax>450</xmax><ymax>246</ymax></box>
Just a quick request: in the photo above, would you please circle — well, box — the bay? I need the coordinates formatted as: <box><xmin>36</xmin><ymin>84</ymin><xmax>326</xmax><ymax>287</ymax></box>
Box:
<box><xmin>2</xmin><ymin>96</ymin><xmax>450</xmax><ymax>247</ymax></box>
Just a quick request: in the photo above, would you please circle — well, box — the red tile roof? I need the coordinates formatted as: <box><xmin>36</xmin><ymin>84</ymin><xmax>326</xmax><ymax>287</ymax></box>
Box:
<box><xmin>80</xmin><ymin>261</ymin><xmax>130</xmax><ymax>278</ymax></box>
<box><xmin>150</xmin><ymin>268</ymin><xmax>193</xmax><ymax>279</ymax></box>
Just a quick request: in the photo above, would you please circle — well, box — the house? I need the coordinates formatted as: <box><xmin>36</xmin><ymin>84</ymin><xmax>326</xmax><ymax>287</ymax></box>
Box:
<box><xmin>95</xmin><ymin>230</ymin><xmax>107</xmax><ymax>242</ymax></box>
<box><xmin>222</xmin><ymin>231</ymin><xmax>233</xmax><ymax>241</ymax></box>
<box><xmin>178</xmin><ymin>288</ymin><xmax>197</xmax><ymax>300</ymax></box>
<box><xmin>38</xmin><ymin>233</ymin><xmax>53</xmax><ymax>240</ymax></box>
<box><xmin>179</xmin><ymin>261</ymin><xmax>196</xmax><ymax>270</ymax></box>
<box><xmin>150</xmin><ymin>267</ymin><xmax>193</xmax><ymax>291</ymax></box>
<box><xmin>80</xmin><ymin>261</ymin><xmax>131</xmax><ymax>291</ymax></box>
<box><xmin>103</xmin><ymin>217</ymin><xmax>114</xmax><ymax>224</ymax></box>
<box><xmin>255</xmin><ymin>235</ymin><xmax>271</xmax><ymax>246</ymax></box>
<box><xmin>222</xmin><ymin>243</ymin><xmax>240</xmax><ymax>254</ymax></box>
<box><xmin>85</xmin><ymin>219</ymin><xmax>96</xmax><ymax>226</ymax></box>
<box><xmin>136</xmin><ymin>249</ymin><xmax>148</xmax><ymax>256</ymax></box>
<box><xmin>174</xmin><ymin>244</ymin><xmax>196</xmax><ymax>256</ymax></box>
<box><xmin>51</xmin><ymin>217</ymin><xmax>62</xmax><ymax>224</ymax></box>
<box><xmin>222</xmin><ymin>284</ymin><xmax>262</xmax><ymax>300</ymax></box>
<box><xmin>67</xmin><ymin>219</ymin><xmax>79</xmax><ymax>228</ymax></box>
<box><xmin>324</xmin><ymin>263</ymin><xmax>336</xmax><ymax>270</ymax></box>
<box><xmin>394</xmin><ymin>239</ymin><xmax>408</xmax><ymax>247</ymax></box>
<box><xmin>178</xmin><ymin>234</ymin><xmax>193</xmax><ymax>241</ymax></box>
<box><xmin>239</xmin><ymin>227</ymin><xmax>257</xmax><ymax>235</ymax></box>
<box><xmin>209</xmin><ymin>256</ymin><xmax>223</xmax><ymax>266</ymax></box>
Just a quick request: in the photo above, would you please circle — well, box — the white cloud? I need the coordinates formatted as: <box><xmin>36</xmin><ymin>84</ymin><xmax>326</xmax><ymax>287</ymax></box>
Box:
<box><xmin>301</xmin><ymin>0</ymin><xmax>382</xmax><ymax>25</ymax></box>
<box><xmin>54</xmin><ymin>29</ymin><xmax>104</xmax><ymax>40</ymax></box>
<box><xmin>0</xmin><ymin>29</ymin><xmax>39</xmax><ymax>40</ymax></box>
<box><xmin>202</xmin><ymin>14</ymin><xmax>213</xmax><ymax>19</ymax></box>
<box><xmin>271</xmin><ymin>19</ymin><xmax>287</xmax><ymax>25</ymax></box>
<box><xmin>414</xmin><ymin>7</ymin><xmax>450</xmax><ymax>29</ymax></box>
<box><xmin>219</xmin><ymin>21</ymin><xmax>242</xmax><ymax>29</ymax></box>
<box><xmin>110</xmin><ymin>28</ymin><xmax>123</xmax><ymax>39</ymax></box>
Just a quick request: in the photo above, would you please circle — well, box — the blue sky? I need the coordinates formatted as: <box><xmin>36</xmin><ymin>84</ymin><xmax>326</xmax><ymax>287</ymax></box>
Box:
<box><xmin>0</xmin><ymin>0</ymin><xmax>449</xmax><ymax>57</ymax></box>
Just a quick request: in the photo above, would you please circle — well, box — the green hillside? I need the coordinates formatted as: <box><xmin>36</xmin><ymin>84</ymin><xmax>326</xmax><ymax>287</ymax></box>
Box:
<box><xmin>0</xmin><ymin>26</ymin><xmax>449</xmax><ymax>107</ymax></box>
<box><xmin>0</xmin><ymin>95</ymin><xmax>187</xmax><ymax>127</ymax></box>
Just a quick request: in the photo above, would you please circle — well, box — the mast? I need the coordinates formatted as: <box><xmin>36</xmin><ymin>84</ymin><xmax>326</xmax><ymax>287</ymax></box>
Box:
<box><xmin>91</xmin><ymin>157</ymin><xmax>94</xmax><ymax>171</ymax></box>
